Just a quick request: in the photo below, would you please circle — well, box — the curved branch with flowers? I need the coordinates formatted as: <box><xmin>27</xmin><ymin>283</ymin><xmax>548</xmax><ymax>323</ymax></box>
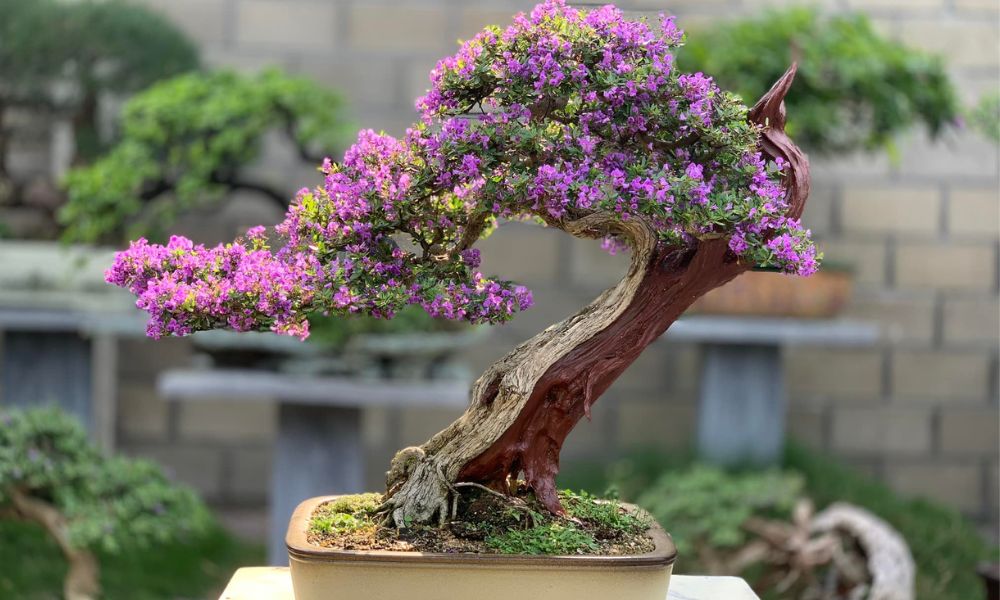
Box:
<box><xmin>106</xmin><ymin>1</ymin><xmax>817</xmax><ymax>527</ymax></box>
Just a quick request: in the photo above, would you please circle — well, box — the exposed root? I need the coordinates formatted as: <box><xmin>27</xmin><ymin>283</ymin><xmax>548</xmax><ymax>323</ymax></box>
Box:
<box><xmin>379</xmin><ymin>452</ymin><xmax>546</xmax><ymax>529</ymax></box>
<box><xmin>378</xmin><ymin>456</ymin><xmax>453</xmax><ymax>528</ymax></box>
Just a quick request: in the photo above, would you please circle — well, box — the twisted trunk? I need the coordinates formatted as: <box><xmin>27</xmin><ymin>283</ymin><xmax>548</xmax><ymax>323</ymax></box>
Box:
<box><xmin>381</xmin><ymin>65</ymin><xmax>809</xmax><ymax>525</ymax></box>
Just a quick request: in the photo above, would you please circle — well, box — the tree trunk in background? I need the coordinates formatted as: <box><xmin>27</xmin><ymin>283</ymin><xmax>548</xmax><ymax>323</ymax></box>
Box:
<box><xmin>10</xmin><ymin>490</ymin><xmax>100</xmax><ymax>600</ymax></box>
<box><xmin>381</xmin><ymin>65</ymin><xmax>810</xmax><ymax>526</ymax></box>
<box><xmin>71</xmin><ymin>90</ymin><xmax>99</xmax><ymax>165</ymax></box>
<box><xmin>0</xmin><ymin>100</ymin><xmax>9</xmax><ymax>178</ymax></box>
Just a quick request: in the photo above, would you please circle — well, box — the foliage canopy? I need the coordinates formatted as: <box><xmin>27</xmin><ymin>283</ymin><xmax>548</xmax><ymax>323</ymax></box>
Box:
<box><xmin>61</xmin><ymin>69</ymin><xmax>352</xmax><ymax>244</ymax></box>
<box><xmin>107</xmin><ymin>0</ymin><xmax>817</xmax><ymax>341</ymax></box>
<box><xmin>0</xmin><ymin>0</ymin><xmax>199</xmax><ymax>160</ymax></box>
<box><xmin>679</xmin><ymin>7</ymin><xmax>958</xmax><ymax>154</ymax></box>
<box><xmin>0</xmin><ymin>408</ymin><xmax>211</xmax><ymax>554</ymax></box>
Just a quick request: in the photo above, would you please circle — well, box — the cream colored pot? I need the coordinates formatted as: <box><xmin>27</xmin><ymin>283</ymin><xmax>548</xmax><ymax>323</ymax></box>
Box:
<box><xmin>286</xmin><ymin>495</ymin><xmax>677</xmax><ymax>600</ymax></box>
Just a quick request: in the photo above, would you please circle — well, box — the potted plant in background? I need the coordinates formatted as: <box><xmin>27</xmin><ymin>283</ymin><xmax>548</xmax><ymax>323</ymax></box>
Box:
<box><xmin>0</xmin><ymin>408</ymin><xmax>212</xmax><ymax>600</ymax></box>
<box><xmin>102</xmin><ymin>2</ymin><xmax>819</xmax><ymax>597</ymax></box>
<box><xmin>0</xmin><ymin>64</ymin><xmax>353</xmax><ymax>435</ymax></box>
<box><xmin>678</xmin><ymin>7</ymin><xmax>959</xmax><ymax>320</ymax></box>
<box><xmin>59</xmin><ymin>68</ymin><xmax>352</xmax><ymax>246</ymax></box>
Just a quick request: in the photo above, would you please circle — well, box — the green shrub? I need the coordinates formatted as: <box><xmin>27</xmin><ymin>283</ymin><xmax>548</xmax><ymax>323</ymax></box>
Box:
<box><xmin>635</xmin><ymin>466</ymin><xmax>802</xmax><ymax>555</ymax></box>
<box><xmin>0</xmin><ymin>517</ymin><xmax>263</xmax><ymax>600</ymax></box>
<box><xmin>0</xmin><ymin>407</ymin><xmax>212</xmax><ymax>552</ymax></box>
<box><xmin>785</xmin><ymin>443</ymin><xmax>996</xmax><ymax>600</ymax></box>
<box><xmin>679</xmin><ymin>7</ymin><xmax>958</xmax><ymax>154</ymax></box>
<box><xmin>0</xmin><ymin>408</ymin><xmax>214</xmax><ymax>598</ymax></box>
<box><xmin>561</xmin><ymin>445</ymin><xmax>996</xmax><ymax>600</ymax></box>
<box><xmin>60</xmin><ymin>69</ymin><xmax>351</xmax><ymax>244</ymax></box>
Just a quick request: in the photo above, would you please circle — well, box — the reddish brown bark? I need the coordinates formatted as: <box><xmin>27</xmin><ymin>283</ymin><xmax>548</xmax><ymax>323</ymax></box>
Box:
<box><xmin>458</xmin><ymin>64</ymin><xmax>811</xmax><ymax>514</ymax></box>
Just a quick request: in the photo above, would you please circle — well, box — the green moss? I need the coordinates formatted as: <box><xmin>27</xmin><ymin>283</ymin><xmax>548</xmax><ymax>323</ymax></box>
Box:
<box><xmin>486</xmin><ymin>522</ymin><xmax>598</xmax><ymax>555</ymax></box>
<box><xmin>311</xmin><ymin>512</ymin><xmax>367</xmax><ymax>535</ymax></box>
<box><xmin>320</xmin><ymin>493</ymin><xmax>382</xmax><ymax>516</ymax></box>
<box><xmin>560</xmin><ymin>490</ymin><xmax>649</xmax><ymax>536</ymax></box>
<box><xmin>482</xmin><ymin>490</ymin><xmax>651</xmax><ymax>555</ymax></box>
<box><xmin>308</xmin><ymin>493</ymin><xmax>382</xmax><ymax>535</ymax></box>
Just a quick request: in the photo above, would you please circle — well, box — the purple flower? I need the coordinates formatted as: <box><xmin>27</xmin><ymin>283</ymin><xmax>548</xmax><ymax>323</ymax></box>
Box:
<box><xmin>106</xmin><ymin>0</ymin><xmax>818</xmax><ymax>341</ymax></box>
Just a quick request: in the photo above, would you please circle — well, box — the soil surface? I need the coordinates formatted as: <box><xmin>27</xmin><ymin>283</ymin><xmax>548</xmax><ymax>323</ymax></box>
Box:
<box><xmin>307</xmin><ymin>488</ymin><xmax>656</xmax><ymax>556</ymax></box>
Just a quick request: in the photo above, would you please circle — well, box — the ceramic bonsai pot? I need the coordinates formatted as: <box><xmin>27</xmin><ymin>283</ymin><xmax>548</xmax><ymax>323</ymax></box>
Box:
<box><xmin>286</xmin><ymin>495</ymin><xmax>677</xmax><ymax>600</ymax></box>
<box><xmin>692</xmin><ymin>269</ymin><xmax>852</xmax><ymax>318</ymax></box>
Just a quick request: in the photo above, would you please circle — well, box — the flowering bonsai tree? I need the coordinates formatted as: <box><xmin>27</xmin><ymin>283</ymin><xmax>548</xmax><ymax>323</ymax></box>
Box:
<box><xmin>105</xmin><ymin>1</ymin><xmax>816</xmax><ymax>527</ymax></box>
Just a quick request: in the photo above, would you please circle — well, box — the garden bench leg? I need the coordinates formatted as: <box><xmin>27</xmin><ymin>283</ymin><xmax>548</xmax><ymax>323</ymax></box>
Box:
<box><xmin>269</xmin><ymin>404</ymin><xmax>363</xmax><ymax>565</ymax></box>
<box><xmin>696</xmin><ymin>343</ymin><xmax>785</xmax><ymax>467</ymax></box>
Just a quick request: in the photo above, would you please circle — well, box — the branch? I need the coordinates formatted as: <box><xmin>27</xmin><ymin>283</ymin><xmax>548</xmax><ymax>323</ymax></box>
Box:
<box><xmin>275</xmin><ymin>104</ymin><xmax>328</xmax><ymax>164</ymax></box>
<box><xmin>137</xmin><ymin>172</ymin><xmax>290</xmax><ymax>215</ymax></box>
<box><xmin>749</xmin><ymin>63</ymin><xmax>810</xmax><ymax>221</ymax></box>
<box><xmin>216</xmin><ymin>176</ymin><xmax>291</xmax><ymax>211</ymax></box>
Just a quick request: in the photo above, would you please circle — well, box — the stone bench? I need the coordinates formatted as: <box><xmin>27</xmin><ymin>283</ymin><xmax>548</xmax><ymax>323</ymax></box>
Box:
<box><xmin>159</xmin><ymin>368</ymin><xmax>471</xmax><ymax>565</ymax></box>
<box><xmin>662</xmin><ymin>316</ymin><xmax>879</xmax><ymax>466</ymax></box>
<box><xmin>218</xmin><ymin>567</ymin><xmax>761</xmax><ymax>599</ymax></box>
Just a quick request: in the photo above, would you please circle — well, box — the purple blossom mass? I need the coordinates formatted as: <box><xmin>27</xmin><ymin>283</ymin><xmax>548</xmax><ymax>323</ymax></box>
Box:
<box><xmin>107</xmin><ymin>0</ymin><xmax>818</xmax><ymax>340</ymax></box>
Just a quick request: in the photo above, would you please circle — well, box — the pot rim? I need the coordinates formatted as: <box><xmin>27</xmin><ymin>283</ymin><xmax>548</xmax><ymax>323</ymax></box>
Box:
<box><xmin>287</xmin><ymin>494</ymin><xmax>677</xmax><ymax>568</ymax></box>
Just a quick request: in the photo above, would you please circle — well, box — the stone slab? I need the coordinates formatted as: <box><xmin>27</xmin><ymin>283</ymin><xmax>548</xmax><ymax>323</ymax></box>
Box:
<box><xmin>218</xmin><ymin>567</ymin><xmax>760</xmax><ymax>599</ymax></box>
<box><xmin>664</xmin><ymin>316</ymin><xmax>878</xmax><ymax>346</ymax></box>
<box><xmin>159</xmin><ymin>369</ymin><xmax>470</xmax><ymax>409</ymax></box>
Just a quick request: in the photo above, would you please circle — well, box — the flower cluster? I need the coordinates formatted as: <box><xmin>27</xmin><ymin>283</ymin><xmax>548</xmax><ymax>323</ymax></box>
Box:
<box><xmin>105</xmin><ymin>234</ymin><xmax>319</xmax><ymax>339</ymax></box>
<box><xmin>107</xmin><ymin>0</ymin><xmax>817</xmax><ymax>339</ymax></box>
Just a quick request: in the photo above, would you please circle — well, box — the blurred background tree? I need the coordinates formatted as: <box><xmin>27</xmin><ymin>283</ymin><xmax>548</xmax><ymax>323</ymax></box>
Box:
<box><xmin>60</xmin><ymin>69</ymin><xmax>352</xmax><ymax>244</ymax></box>
<box><xmin>0</xmin><ymin>0</ymin><xmax>199</xmax><ymax>168</ymax></box>
<box><xmin>0</xmin><ymin>0</ymin><xmax>198</xmax><ymax>238</ymax></box>
<box><xmin>0</xmin><ymin>408</ymin><xmax>214</xmax><ymax>600</ymax></box>
<box><xmin>678</xmin><ymin>7</ymin><xmax>959</xmax><ymax>155</ymax></box>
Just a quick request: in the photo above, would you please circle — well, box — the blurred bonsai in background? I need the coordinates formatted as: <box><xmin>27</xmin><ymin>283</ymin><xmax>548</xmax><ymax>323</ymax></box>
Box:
<box><xmin>560</xmin><ymin>445</ymin><xmax>996</xmax><ymax>600</ymax></box>
<box><xmin>968</xmin><ymin>91</ymin><xmax>1000</xmax><ymax>143</ymax></box>
<box><xmin>0</xmin><ymin>0</ymin><xmax>198</xmax><ymax>170</ymax></box>
<box><xmin>0</xmin><ymin>408</ymin><xmax>212</xmax><ymax>600</ymax></box>
<box><xmin>307</xmin><ymin>305</ymin><xmax>465</xmax><ymax>350</ymax></box>
<box><xmin>635</xmin><ymin>466</ymin><xmax>802</xmax><ymax>558</ymax></box>
<box><xmin>679</xmin><ymin>7</ymin><xmax>958</xmax><ymax>154</ymax></box>
<box><xmin>61</xmin><ymin>69</ymin><xmax>351</xmax><ymax>244</ymax></box>
<box><xmin>0</xmin><ymin>0</ymin><xmax>198</xmax><ymax>238</ymax></box>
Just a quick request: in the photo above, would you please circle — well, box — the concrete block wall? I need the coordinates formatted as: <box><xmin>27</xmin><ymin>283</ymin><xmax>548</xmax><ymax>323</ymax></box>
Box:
<box><xmin>94</xmin><ymin>0</ymin><xmax>999</xmax><ymax>526</ymax></box>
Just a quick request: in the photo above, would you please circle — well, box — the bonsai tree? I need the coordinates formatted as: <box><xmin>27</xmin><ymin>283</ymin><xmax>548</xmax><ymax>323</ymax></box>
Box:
<box><xmin>0</xmin><ymin>408</ymin><xmax>211</xmax><ymax>600</ymax></box>
<box><xmin>678</xmin><ymin>7</ymin><xmax>958</xmax><ymax>154</ymax></box>
<box><xmin>60</xmin><ymin>69</ymin><xmax>351</xmax><ymax>244</ymax></box>
<box><xmin>104</xmin><ymin>0</ymin><xmax>817</xmax><ymax>527</ymax></box>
